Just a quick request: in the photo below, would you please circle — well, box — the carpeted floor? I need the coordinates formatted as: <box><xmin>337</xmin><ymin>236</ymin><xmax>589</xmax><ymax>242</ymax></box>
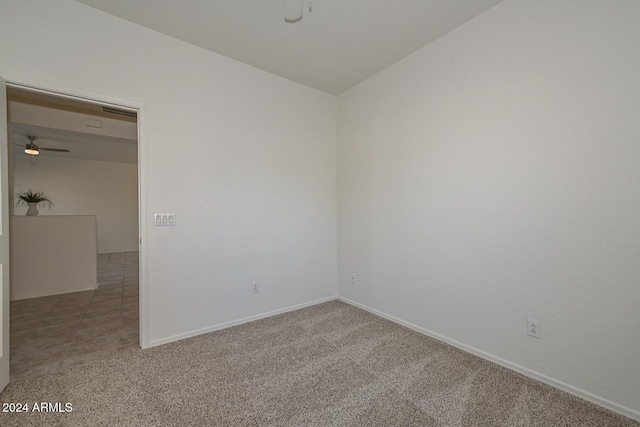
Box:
<box><xmin>0</xmin><ymin>300</ymin><xmax>637</xmax><ymax>426</ymax></box>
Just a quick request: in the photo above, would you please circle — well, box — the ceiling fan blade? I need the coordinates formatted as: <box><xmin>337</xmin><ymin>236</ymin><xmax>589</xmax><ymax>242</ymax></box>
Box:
<box><xmin>39</xmin><ymin>147</ymin><xmax>70</xmax><ymax>153</ymax></box>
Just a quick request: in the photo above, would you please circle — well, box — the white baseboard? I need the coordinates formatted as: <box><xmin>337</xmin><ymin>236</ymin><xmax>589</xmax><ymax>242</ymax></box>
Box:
<box><xmin>149</xmin><ymin>295</ymin><xmax>337</xmax><ymax>348</ymax></box>
<box><xmin>338</xmin><ymin>296</ymin><xmax>640</xmax><ymax>422</ymax></box>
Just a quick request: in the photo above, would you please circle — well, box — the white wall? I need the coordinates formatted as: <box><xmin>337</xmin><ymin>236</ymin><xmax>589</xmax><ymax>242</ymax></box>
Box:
<box><xmin>12</xmin><ymin>154</ymin><xmax>138</xmax><ymax>254</ymax></box>
<box><xmin>338</xmin><ymin>0</ymin><xmax>640</xmax><ymax>418</ymax></box>
<box><xmin>0</xmin><ymin>0</ymin><xmax>337</xmax><ymax>344</ymax></box>
<box><xmin>11</xmin><ymin>216</ymin><xmax>97</xmax><ymax>300</ymax></box>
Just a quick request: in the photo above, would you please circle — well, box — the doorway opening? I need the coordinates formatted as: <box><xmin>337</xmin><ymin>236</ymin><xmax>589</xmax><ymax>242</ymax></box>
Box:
<box><xmin>6</xmin><ymin>86</ymin><xmax>141</xmax><ymax>379</ymax></box>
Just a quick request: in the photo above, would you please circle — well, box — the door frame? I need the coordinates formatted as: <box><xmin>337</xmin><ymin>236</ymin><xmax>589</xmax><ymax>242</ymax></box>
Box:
<box><xmin>4</xmin><ymin>78</ymin><xmax>150</xmax><ymax>349</ymax></box>
<box><xmin>1</xmin><ymin>75</ymin><xmax>10</xmax><ymax>391</ymax></box>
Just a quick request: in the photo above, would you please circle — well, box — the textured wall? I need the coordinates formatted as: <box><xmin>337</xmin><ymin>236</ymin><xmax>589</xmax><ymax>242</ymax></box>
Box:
<box><xmin>0</xmin><ymin>0</ymin><xmax>337</xmax><ymax>345</ymax></box>
<box><xmin>13</xmin><ymin>154</ymin><xmax>138</xmax><ymax>254</ymax></box>
<box><xmin>338</xmin><ymin>0</ymin><xmax>640</xmax><ymax>417</ymax></box>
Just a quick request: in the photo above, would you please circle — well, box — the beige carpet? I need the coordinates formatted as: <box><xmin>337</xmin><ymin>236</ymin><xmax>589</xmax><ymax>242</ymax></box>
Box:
<box><xmin>1</xmin><ymin>300</ymin><xmax>637</xmax><ymax>426</ymax></box>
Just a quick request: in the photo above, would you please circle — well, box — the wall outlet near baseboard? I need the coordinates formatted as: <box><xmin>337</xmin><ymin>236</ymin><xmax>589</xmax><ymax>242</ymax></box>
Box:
<box><xmin>251</xmin><ymin>282</ymin><xmax>259</xmax><ymax>294</ymax></box>
<box><xmin>351</xmin><ymin>273</ymin><xmax>357</xmax><ymax>284</ymax></box>
<box><xmin>527</xmin><ymin>319</ymin><xmax>541</xmax><ymax>338</ymax></box>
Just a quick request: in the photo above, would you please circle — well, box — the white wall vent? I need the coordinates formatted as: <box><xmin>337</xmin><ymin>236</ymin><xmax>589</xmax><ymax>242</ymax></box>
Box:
<box><xmin>102</xmin><ymin>106</ymin><xmax>137</xmax><ymax>118</ymax></box>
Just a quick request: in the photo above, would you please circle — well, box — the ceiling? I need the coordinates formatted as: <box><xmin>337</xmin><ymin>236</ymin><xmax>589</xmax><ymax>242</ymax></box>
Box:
<box><xmin>11</xmin><ymin>123</ymin><xmax>137</xmax><ymax>164</ymax></box>
<box><xmin>72</xmin><ymin>0</ymin><xmax>504</xmax><ymax>95</ymax></box>
<box><xmin>8</xmin><ymin>88</ymin><xmax>138</xmax><ymax>164</ymax></box>
<box><xmin>8</xmin><ymin>1</ymin><xmax>504</xmax><ymax>161</ymax></box>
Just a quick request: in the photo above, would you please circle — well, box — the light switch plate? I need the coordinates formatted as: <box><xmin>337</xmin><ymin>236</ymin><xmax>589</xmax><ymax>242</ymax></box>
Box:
<box><xmin>154</xmin><ymin>213</ymin><xmax>176</xmax><ymax>226</ymax></box>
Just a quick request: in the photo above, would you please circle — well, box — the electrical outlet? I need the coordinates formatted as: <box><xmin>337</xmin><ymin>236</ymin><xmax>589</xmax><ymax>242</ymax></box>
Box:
<box><xmin>351</xmin><ymin>273</ymin><xmax>357</xmax><ymax>284</ymax></box>
<box><xmin>527</xmin><ymin>319</ymin><xmax>541</xmax><ymax>338</ymax></box>
<box><xmin>251</xmin><ymin>282</ymin><xmax>259</xmax><ymax>294</ymax></box>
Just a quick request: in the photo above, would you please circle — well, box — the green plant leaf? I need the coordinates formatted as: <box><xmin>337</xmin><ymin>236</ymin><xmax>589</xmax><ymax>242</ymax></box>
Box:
<box><xmin>15</xmin><ymin>190</ymin><xmax>54</xmax><ymax>210</ymax></box>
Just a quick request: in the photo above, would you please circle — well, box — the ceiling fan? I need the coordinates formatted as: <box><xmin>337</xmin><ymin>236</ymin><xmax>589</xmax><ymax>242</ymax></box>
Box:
<box><xmin>17</xmin><ymin>135</ymin><xmax>70</xmax><ymax>156</ymax></box>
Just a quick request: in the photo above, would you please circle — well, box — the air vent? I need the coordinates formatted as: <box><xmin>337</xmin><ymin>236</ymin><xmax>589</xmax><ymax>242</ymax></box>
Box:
<box><xmin>102</xmin><ymin>106</ymin><xmax>137</xmax><ymax>118</ymax></box>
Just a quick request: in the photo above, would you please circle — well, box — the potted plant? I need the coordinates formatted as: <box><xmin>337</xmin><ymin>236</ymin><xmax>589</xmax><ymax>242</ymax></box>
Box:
<box><xmin>15</xmin><ymin>190</ymin><xmax>54</xmax><ymax>216</ymax></box>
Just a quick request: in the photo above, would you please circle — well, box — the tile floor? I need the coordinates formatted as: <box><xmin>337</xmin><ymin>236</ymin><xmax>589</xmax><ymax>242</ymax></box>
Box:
<box><xmin>9</xmin><ymin>251</ymin><xmax>140</xmax><ymax>380</ymax></box>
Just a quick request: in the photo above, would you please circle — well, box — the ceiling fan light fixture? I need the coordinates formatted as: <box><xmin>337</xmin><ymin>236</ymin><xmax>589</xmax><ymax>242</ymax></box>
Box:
<box><xmin>284</xmin><ymin>0</ymin><xmax>303</xmax><ymax>23</ymax></box>
<box><xmin>25</xmin><ymin>136</ymin><xmax>40</xmax><ymax>155</ymax></box>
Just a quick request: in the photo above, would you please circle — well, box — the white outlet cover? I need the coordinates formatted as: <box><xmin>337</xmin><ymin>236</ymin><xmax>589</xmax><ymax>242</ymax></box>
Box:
<box><xmin>528</xmin><ymin>319</ymin><xmax>541</xmax><ymax>338</ymax></box>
